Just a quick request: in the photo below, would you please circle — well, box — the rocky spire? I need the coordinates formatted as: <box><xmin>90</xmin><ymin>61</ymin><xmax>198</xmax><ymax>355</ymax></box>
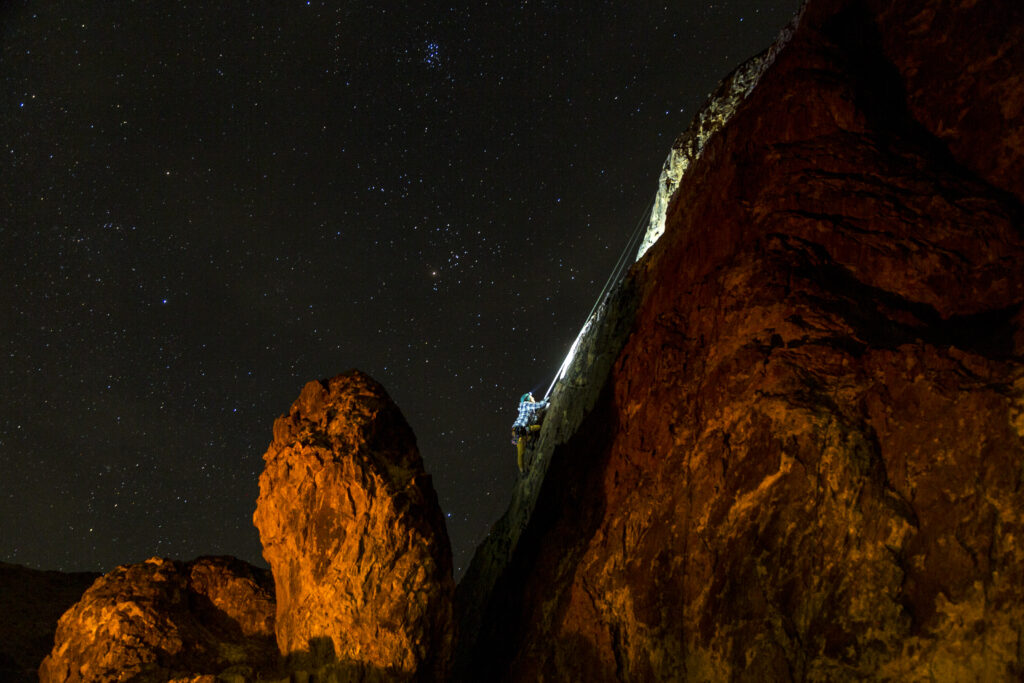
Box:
<box><xmin>253</xmin><ymin>370</ymin><xmax>455</xmax><ymax>681</ymax></box>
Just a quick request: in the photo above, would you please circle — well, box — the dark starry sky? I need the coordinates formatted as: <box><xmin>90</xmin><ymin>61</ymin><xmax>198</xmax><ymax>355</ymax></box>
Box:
<box><xmin>1</xmin><ymin>1</ymin><xmax>799</xmax><ymax>578</ymax></box>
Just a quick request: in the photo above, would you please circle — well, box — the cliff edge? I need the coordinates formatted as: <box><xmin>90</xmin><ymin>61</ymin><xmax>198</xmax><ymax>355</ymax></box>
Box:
<box><xmin>459</xmin><ymin>0</ymin><xmax>1024</xmax><ymax>679</ymax></box>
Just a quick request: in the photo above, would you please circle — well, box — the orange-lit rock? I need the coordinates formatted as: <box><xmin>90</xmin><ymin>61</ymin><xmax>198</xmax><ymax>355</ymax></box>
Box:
<box><xmin>253</xmin><ymin>370</ymin><xmax>455</xmax><ymax>680</ymax></box>
<box><xmin>461</xmin><ymin>0</ymin><xmax>1024</xmax><ymax>679</ymax></box>
<box><xmin>38</xmin><ymin>556</ymin><xmax>276</xmax><ymax>682</ymax></box>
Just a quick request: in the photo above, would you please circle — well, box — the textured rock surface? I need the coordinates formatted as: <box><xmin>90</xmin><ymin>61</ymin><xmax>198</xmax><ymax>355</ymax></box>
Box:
<box><xmin>0</xmin><ymin>563</ymin><xmax>99</xmax><ymax>683</ymax></box>
<box><xmin>462</xmin><ymin>0</ymin><xmax>1024</xmax><ymax>680</ymax></box>
<box><xmin>637</xmin><ymin>16</ymin><xmax>796</xmax><ymax>260</ymax></box>
<box><xmin>253</xmin><ymin>370</ymin><xmax>455</xmax><ymax>680</ymax></box>
<box><xmin>38</xmin><ymin>556</ymin><xmax>276</xmax><ymax>682</ymax></box>
<box><xmin>868</xmin><ymin>0</ymin><xmax>1024</xmax><ymax>200</ymax></box>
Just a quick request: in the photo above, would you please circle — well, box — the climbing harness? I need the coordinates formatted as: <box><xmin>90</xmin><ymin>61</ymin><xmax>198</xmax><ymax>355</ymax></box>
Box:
<box><xmin>541</xmin><ymin>194</ymin><xmax>655</xmax><ymax>401</ymax></box>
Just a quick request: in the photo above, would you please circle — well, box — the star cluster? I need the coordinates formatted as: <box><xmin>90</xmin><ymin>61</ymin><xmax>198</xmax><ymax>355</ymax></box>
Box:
<box><xmin>1</xmin><ymin>1</ymin><xmax>799</xmax><ymax>577</ymax></box>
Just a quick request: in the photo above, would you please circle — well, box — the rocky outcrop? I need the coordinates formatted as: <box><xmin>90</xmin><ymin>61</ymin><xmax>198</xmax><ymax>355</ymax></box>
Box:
<box><xmin>0</xmin><ymin>563</ymin><xmax>98</xmax><ymax>683</ymax></box>
<box><xmin>461</xmin><ymin>0</ymin><xmax>1024</xmax><ymax>680</ymax></box>
<box><xmin>36</xmin><ymin>372</ymin><xmax>455</xmax><ymax>682</ymax></box>
<box><xmin>38</xmin><ymin>556</ymin><xmax>276</xmax><ymax>682</ymax></box>
<box><xmin>253</xmin><ymin>370</ymin><xmax>455</xmax><ymax>681</ymax></box>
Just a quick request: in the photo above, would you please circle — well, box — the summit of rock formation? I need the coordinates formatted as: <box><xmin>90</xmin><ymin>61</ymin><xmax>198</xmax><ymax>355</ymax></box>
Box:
<box><xmin>253</xmin><ymin>370</ymin><xmax>455</xmax><ymax>681</ymax></box>
<box><xmin>458</xmin><ymin>0</ymin><xmax>1024</xmax><ymax>680</ymax></box>
<box><xmin>38</xmin><ymin>556</ymin><xmax>276</xmax><ymax>682</ymax></box>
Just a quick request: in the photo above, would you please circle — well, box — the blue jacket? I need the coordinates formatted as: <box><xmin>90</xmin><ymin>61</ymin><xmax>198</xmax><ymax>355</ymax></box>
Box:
<box><xmin>511</xmin><ymin>399</ymin><xmax>548</xmax><ymax>443</ymax></box>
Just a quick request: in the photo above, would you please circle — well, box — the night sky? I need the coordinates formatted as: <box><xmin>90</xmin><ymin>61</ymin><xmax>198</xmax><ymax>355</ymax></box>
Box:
<box><xmin>2</xmin><ymin>1</ymin><xmax>799</xmax><ymax>578</ymax></box>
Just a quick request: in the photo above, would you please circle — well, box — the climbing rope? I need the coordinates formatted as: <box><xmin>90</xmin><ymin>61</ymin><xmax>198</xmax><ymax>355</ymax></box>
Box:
<box><xmin>542</xmin><ymin>194</ymin><xmax>655</xmax><ymax>401</ymax></box>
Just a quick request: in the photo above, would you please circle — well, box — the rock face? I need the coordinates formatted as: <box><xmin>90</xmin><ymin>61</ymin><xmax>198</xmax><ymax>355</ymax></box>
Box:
<box><xmin>461</xmin><ymin>0</ymin><xmax>1024</xmax><ymax>680</ymax></box>
<box><xmin>0</xmin><ymin>563</ymin><xmax>98</xmax><ymax>683</ymax></box>
<box><xmin>38</xmin><ymin>556</ymin><xmax>276</xmax><ymax>682</ymax></box>
<box><xmin>253</xmin><ymin>370</ymin><xmax>455</xmax><ymax>681</ymax></box>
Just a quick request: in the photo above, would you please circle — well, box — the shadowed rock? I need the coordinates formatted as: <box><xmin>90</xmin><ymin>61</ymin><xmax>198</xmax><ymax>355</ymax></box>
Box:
<box><xmin>253</xmin><ymin>370</ymin><xmax>455</xmax><ymax>681</ymax></box>
<box><xmin>0</xmin><ymin>563</ymin><xmax>98</xmax><ymax>683</ymax></box>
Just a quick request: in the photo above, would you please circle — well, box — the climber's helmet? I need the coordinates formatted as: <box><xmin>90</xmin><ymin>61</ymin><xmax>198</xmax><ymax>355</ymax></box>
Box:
<box><xmin>520</xmin><ymin>392</ymin><xmax>533</xmax><ymax>403</ymax></box>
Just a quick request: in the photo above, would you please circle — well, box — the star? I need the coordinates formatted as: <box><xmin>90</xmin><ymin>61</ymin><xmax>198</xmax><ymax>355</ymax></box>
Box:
<box><xmin>0</xmin><ymin>0</ymin><xmax>803</xmax><ymax>576</ymax></box>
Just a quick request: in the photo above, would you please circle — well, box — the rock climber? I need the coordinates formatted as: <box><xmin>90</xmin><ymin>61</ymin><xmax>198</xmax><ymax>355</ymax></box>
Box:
<box><xmin>511</xmin><ymin>392</ymin><xmax>548</xmax><ymax>475</ymax></box>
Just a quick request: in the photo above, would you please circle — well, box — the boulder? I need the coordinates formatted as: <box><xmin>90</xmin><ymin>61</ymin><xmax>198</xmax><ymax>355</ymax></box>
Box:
<box><xmin>39</xmin><ymin>556</ymin><xmax>276</xmax><ymax>682</ymax></box>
